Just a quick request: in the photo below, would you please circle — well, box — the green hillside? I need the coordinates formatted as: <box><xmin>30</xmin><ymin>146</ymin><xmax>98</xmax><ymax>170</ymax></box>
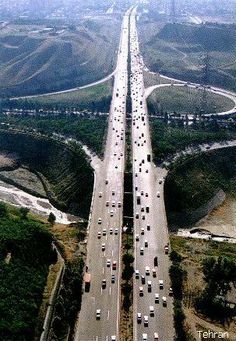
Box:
<box><xmin>0</xmin><ymin>129</ymin><xmax>94</xmax><ymax>217</ymax></box>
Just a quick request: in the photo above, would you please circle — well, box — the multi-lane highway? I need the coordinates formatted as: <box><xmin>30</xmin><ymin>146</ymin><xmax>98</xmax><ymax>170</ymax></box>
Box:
<box><xmin>130</xmin><ymin>7</ymin><xmax>175</xmax><ymax>341</ymax></box>
<box><xmin>74</xmin><ymin>7</ymin><xmax>131</xmax><ymax>341</ymax></box>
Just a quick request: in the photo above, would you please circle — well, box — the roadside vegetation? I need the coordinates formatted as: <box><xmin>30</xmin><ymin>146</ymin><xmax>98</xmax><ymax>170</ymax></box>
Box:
<box><xmin>150</xmin><ymin>119</ymin><xmax>236</xmax><ymax>164</ymax></box>
<box><xmin>0</xmin><ymin>202</ymin><xmax>57</xmax><ymax>341</ymax></box>
<box><xmin>138</xmin><ymin>20</ymin><xmax>236</xmax><ymax>92</ymax></box>
<box><xmin>170</xmin><ymin>236</ymin><xmax>236</xmax><ymax>339</ymax></box>
<box><xmin>147</xmin><ymin>85</ymin><xmax>234</xmax><ymax>115</ymax></box>
<box><xmin>165</xmin><ymin>146</ymin><xmax>236</xmax><ymax>229</ymax></box>
<box><xmin>0</xmin><ymin>113</ymin><xmax>108</xmax><ymax>156</ymax></box>
<box><xmin>4</xmin><ymin>80</ymin><xmax>113</xmax><ymax>113</ymax></box>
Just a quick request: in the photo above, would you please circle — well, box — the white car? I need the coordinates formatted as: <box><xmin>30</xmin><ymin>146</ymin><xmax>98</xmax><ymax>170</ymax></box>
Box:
<box><xmin>152</xmin><ymin>268</ymin><xmax>157</xmax><ymax>277</ymax></box>
<box><xmin>142</xmin><ymin>334</ymin><xmax>148</xmax><ymax>341</ymax></box>
<box><xmin>112</xmin><ymin>201</ymin><xmax>116</xmax><ymax>207</ymax></box>
<box><xmin>109</xmin><ymin>228</ymin><xmax>113</xmax><ymax>234</ymax></box>
<box><xmin>137</xmin><ymin>312</ymin><xmax>142</xmax><ymax>323</ymax></box>
<box><xmin>149</xmin><ymin>305</ymin><xmax>154</xmax><ymax>316</ymax></box>
<box><xmin>114</xmin><ymin>228</ymin><xmax>118</xmax><ymax>235</ymax></box>
<box><xmin>141</xmin><ymin>227</ymin><xmax>145</xmax><ymax>235</ymax></box>
<box><xmin>106</xmin><ymin>259</ymin><xmax>111</xmax><ymax>267</ymax></box>
<box><xmin>106</xmin><ymin>201</ymin><xmax>109</xmax><ymax>207</ymax></box>
<box><xmin>140</xmin><ymin>247</ymin><xmax>144</xmax><ymax>255</ymax></box>
<box><xmin>99</xmin><ymin>192</ymin><xmax>102</xmax><ymax>198</ymax></box>
<box><xmin>97</xmin><ymin>231</ymin><xmax>101</xmax><ymax>239</ymax></box>
<box><xmin>162</xmin><ymin>296</ymin><xmax>167</xmax><ymax>306</ymax></box>
<box><xmin>154</xmin><ymin>332</ymin><xmax>159</xmax><ymax>339</ymax></box>
<box><xmin>101</xmin><ymin>243</ymin><xmax>105</xmax><ymax>251</ymax></box>
<box><xmin>110</xmin><ymin>210</ymin><xmax>114</xmax><ymax>217</ymax></box>
<box><xmin>155</xmin><ymin>293</ymin><xmax>159</xmax><ymax>303</ymax></box>
<box><xmin>135</xmin><ymin>234</ymin><xmax>139</xmax><ymax>241</ymax></box>
<box><xmin>135</xmin><ymin>269</ymin><xmax>140</xmax><ymax>278</ymax></box>
<box><xmin>145</xmin><ymin>266</ymin><xmax>150</xmax><ymax>275</ymax></box>
<box><xmin>157</xmin><ymin>191</ymin><xmax>160</xmax><ymax>198</ymax></box>
<box><xmin>111</xmin><ymin>336</ymin><xmax>116</xmax><ymax>341</ymax></box>
<box><xmin>159</xmin><ymin>280</ymin><xmax>164</xmax><ymax>289</ymax></box>
<box><xmin>98</xmin><ymin>218</ymin><xmax>102</xmax><ymax>224</ymax></box>
<box><xmin>102</xmin><ymin>228</ymin><xmax>107</xmax><ymax>236</ymax></box>
<box><xmin>96</xmin><ymin>309</ymin><xmax>101</xmax><ymax>319</ymax></box>
<box><xmin>144</xmin><ymin>315</ymin><xmax>148</xmax><ymax>326</ymax></box>
<box><xmin>139</xmin><ymin>286</ymin><xmax>144</xmax><ymax>296</ymax></box>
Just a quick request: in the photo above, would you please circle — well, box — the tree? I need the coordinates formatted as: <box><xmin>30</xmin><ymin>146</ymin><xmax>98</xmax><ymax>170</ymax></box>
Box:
<box><xmin>48</xmin><ymin>212</ymin><xmax>56</xmax><ymax>226</ymax></box>
<box><xmin>0</xmin><ymin>202</ymin><xmax>7</xmax><ymax>218</ymax></box>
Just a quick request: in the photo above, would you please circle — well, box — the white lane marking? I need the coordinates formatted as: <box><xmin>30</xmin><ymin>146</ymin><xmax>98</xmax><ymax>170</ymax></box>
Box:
<box><xmin>107</xmin><ymin>310</ymin><xmax>110</xmax><ymax>320</ymax></box>
<box><xmin>112</xmin><ymin>250</ymin><xmax>114</xmax><ymax>257</ymax></box>
<box><xmin>96</xmin><ymin>337</ymin><xmax>98</xmax><ymax>341</ymax></box>
<box><xmin>109</xmin><ymin>287</ymin><xmax>112</xmax><ymax>295</ymax></box>
<box><xmin>103</xmin><ymin>267</ymin><xmax>105</xmax><ymax>274</ymax></box>
<box><xmin>100</xmin><ymin>287</ymin><xmax>103</xmax><ymax>295</ymax></box>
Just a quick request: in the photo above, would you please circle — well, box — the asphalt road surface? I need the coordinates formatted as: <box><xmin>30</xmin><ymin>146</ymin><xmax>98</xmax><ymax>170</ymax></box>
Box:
<box><xmin>130</xmin><ymin>7</ymin><xmax>175</xmax><ymax>341</ymax></box>
<box><xmin>74</xmin><ymin>7</ymin><xmax>131</xmax><ymax>341</ymax></box>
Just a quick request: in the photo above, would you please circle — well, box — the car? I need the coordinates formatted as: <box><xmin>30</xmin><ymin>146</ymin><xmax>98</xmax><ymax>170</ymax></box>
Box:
<box><xmin>114</xmin><ymin>228</ymin><xmax>118</xmax><ymax>235</ymax></box>
<box><xmin>96</xmin><ymin>309</ymin><xmax>101</xmax><ymax>319</ymax></box>
<box><xmin>142</xmin><ymin>334</ymin><xmax>148</xmax><ymax>341</ymax></box>
<box><xmin>103</xmin><ymin>229</ymin><xmax>107</xmax><ymax>236</ymax></box>
<box><xmin>112</xmin><ymin>190</ymin><xmax>115</xmax><ymax>196</ymax></box>
<box><xmin>111</xmin><ymin>336</ymin><xmax>116</xmax><ymax>341</ymax></box>
<box><xmin>112</xmin><ymin>261</ymin><xmax>117</xmax><ymax>270</ymax></box>
<box><xmin>154</xmin><ymin>332</ymin><xmax>159</xmax><ymax>339</ymax></box>
<box><xmin>145</xmin><ymin>266</ymin><xmax>150</xmax><ymax>275</ymax></box>
<box><xmin>135</xmin><ymin>234</ymin><xmax>139</xmax><ymax>241</ymax></box>
<box><xmin>145</xmin><ymin>192</ymin><xmax>148</xmax><ymax>197</ymax></box>
<box><xmin>157</xmin><ymin>191</ymin><xmax>160</xmax><ymax>198</ymax></box>
<box><xmin>154</xmin><ymin>256</ymin><xmax>158</xmax><ymax>266</ymax></box>
<box><xmin>159</xmin><ymin>280</ymin><xmax>164</xmax><ymax>289</ymax></box>
<box><xmin>97</xmin><ymin>232</ymin><xmax>101</xmax><ymax>239</ymax></box>
<box><xmin>110</xmin><ymin>210</ymin><xmax>114</xmax><ymax>217</ymax></box>
<box><xmin>141</xmin><ymin>206</ymin><xmax>144</xmax><ymax>212</ymax></box>
<box><xmin>149</xmin><ymin>305</ymin><xmax>154</xmax><ymax>316</ymax></box>
<box><xmin>152</xmin><ymin>268</ymin><xmax>157</xmax><ymax>277</ymax></box>
<box><xmin>164</xmin><ymin>244</ymin><xmax>169</xmax><ymax>254</ymax></box>
<box><xmin>102</xmin><ymin>279</ymin><xmax>106</xmax><ymax>288</ymax></box>
<box><xmin>147</xmin><ymin>280</ymin><xmax>152</xmax><ymax>292</ymax></box>
<box><xmin>105</xmin><ymin>179</ymin><xmax>108</xmax><ymax>184</ymax></box>
<box><xmin>135</xmin><ymin>212</ymin><xmax>139</xmax><ymax>219</ymax></box>
<box><xmin>169</xmin><ymin>287</ymin><xmax>173</xmax><ymax>296</ymax></box>
<box><xmin>155</xmin><ymin>293</ymin><xmax>159</xmax><ymax>303</ymax></box>
<box><xmin>98</xmin><ymin>218</ymin><xmax>102</xmax><ymax>224</ymax></box>
<box><xmin>139</xmin><ymin>286</ymin><xmax>144</xmax><ymax>296</ymax></box>
<box><xmin>111</xmin><ymin>274</ymin><xmax>115</xmax><ymax>283</ymax></box>
<box><xmin>140</xmin><ymin>247</ymin><xmax>144</xmax><ymax>255</ymax></box>
<box><xmin>141</xmin><ymin>275</ymin><xmax>145</xmax><ymax>284</ymax></box>
<box><xmin>118</xmin><ymin>201</ymin><xmax>122</xmax><ymax>207</ymax></box>
<box><xmin>144</xmin><ymin>315</ymin><xmax>148</xmax><ymax>326</ymax></box>
<box><xmin>141</xmin><ymin>227</ymin><xmax>145</xmax><ymax>235</ymax></box>
<box><xmin>158</xmin><ymin>179</ymin><xmax>162</xmax><ymax>184</ymax></box>
<box><xmin>112</xmin><ymin>201</ymin><xmax>116</xmax><ymax>207</ymax></box>
<box><xmin>107</xmin><ymin>259</ymin><xmax>111</xmax><ymax>267</ymax></box>
<box><xmin>135</xmin><ymin>269</ymin><xmax>140</xmax><ymax>278</ymax></box>
<box><xmin>144</xmin><ymin>240</ymin><xmax>148</xmax><ymax>247</ymax></box>
<box><xmin>106</xmin><ymin>201</ymin><xmax>109</xmax><ymax>207</ymax></box>
<box><xmin>162</xmin><ymin>296</ymin><xmax>167</xmax><ymax>306</ymax></box>
<box><xmin>142</xmin><ymin>215</ymin><xmax>145</xmax><ymax>220</ymax></box>
<box><xmin>109</xmin><ymin>228</ymin><xmax>113</xmax><ymax>234</ymax></box>
<box><xmin>147</xmin><ymin>225</ymin><xmax>150</xmax><ymax>231</ymax></box>
<box><xmin>137</xmin><ymin>312</ymin><xmax>142</xmax><ymax>323</ymax></box>
<box><xmin>141</xmin><ymin>190</ymin><xmax>144</xmax><ymax>195</ymax></box>
<box><xmin>102</xmin><ymin>243</ymin><xmax>105</xmax><ymax>251</ymax></box>
<box><xmin>99</xmin><ymin>192</ymin><xmax>102</xmax><ymax>198</ymax></box>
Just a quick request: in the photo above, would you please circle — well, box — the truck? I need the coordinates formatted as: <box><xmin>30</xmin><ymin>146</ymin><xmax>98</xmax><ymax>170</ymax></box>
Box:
<box><xmin>84</xmin><ymin>273</ymin><xmax>91</xmax><ymax>292</ymax></box>
<box><xmin>137</xmin><ymin>192</ymin><xmax>141</xmax><ymax>205</ymax></box>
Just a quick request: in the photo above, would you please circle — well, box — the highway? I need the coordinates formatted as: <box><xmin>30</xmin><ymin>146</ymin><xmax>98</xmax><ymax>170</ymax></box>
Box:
<box><xmin>74</xmin><ymin>7</ymin><xmax>131</xmax><ymax>341</ymax></box>
<box><xmin>130</xmin><ymin>7</ymin><xmax>175</xmax><ymax>341</ymax></box>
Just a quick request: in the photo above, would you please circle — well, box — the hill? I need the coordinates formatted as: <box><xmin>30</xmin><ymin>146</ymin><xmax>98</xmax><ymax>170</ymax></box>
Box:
<box><xmin>0</xmin><ymin>18</ymin><xmax>120</xmax><ymax>96</ymax></box>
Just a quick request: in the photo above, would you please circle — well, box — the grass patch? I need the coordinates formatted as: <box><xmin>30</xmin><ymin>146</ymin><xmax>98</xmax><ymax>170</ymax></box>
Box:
<box><xmin>147</xmin><ymin>85</ymin><xmax>234</xmax><ymax>115</ymax></box>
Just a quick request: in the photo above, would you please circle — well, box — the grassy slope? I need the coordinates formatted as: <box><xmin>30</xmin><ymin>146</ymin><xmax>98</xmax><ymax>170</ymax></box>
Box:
<box><xmin>164</xmin><ymin>147</ymin><xmax>236</xmax><ymax>228</ymax></box>
<box><xmin>138</xmin><ymin>21</ymin><xmax>236</xmax><ymax>91</ymax></box>
<box><xmin>0</xmin><ymin>17</ymin><xmax>120</xmax><ymax>96</ymax></box>
<box><xmin>147</xmin><ymin>86</ymin><xmax>234</xmax><ymax>115</ymax></box>
<box><xmin>0</xmin><ymin>204</ymin><xmax>55</xmax><ymax>341</ymax></box>
<box><xmin>0</xmin><ymin>129</ymin><xmax>94</xmax><ymax>217</ymax></box>
<box><xmin>9</xmin><ymin>80</ymin><xmax>113</xmax><ymax>112</ymax></box>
